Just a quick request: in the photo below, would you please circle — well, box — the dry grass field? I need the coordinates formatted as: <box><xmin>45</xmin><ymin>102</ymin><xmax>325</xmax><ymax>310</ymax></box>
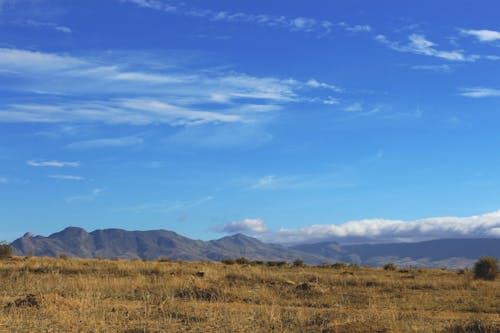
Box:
<box><xmin>0</xmin><ymin>256</ymin><xmax>499</xmax><ymax>332</ymax></box>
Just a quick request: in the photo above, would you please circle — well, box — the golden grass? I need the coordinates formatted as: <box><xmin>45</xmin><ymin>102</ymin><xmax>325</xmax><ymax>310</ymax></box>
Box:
<box><xmin>0</xmin><ymin>257</ymin><xmax>498</xmax><ymax>332</ymax></box>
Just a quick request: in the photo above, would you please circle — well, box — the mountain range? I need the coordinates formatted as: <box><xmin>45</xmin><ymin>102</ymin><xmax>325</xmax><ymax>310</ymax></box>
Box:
<box><xmin>11</xmin><ymin>227</ymin><xmax>500</xmax><ymax>268</ymax></box>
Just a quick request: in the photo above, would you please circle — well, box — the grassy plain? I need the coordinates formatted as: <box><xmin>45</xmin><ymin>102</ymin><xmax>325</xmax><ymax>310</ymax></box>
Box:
<box><xmin>0</xmin><ymin>257</ymin><xmax>498</xmax><ymax>332</ymax></box>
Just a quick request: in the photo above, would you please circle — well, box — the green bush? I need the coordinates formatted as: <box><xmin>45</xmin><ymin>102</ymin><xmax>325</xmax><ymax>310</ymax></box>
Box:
<box><xmin>0</xmin><ymin>242</ymin><xmax>13</xmax><ymax>259</ymax></box>
<box><xmin>474</xmin><ymin>257</ymin><xmax>498</xmax><ymax>281</ymax></box>
<box><xmin>384</xmin><ymin>262</ymin><xmax>396</xmax><ymax>271</ymax></box>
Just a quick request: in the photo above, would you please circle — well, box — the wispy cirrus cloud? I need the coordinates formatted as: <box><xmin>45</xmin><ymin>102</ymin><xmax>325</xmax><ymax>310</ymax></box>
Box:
<box><xmin>0</xmin><ymin>48</ymin><xmax>341</xmax><ymax>127</ymax></box>
<box><xmin>411</xmin><ymin>64</ymin><xmax>453</xmax><ymax>72</ymax></box>
<box><xmin>48</xmin><ymin>175</ymin><xmax>85</xmax><ymax>181</ymax></box>
<box><xmin>121</xmin><ymin>0</ymin><xmax>371</xmax><ymax>36</ymax></box>
<box><xmin>323</xmin><ymin>96</ymin><xmax>340</xmax><ymax>105</ymax></box>
<box><xmin>65</xmin><ymin>136</ymin><xmax>144</xmax><ymax>149</ymax></box>
<box><xmin>249</xmin><ymin>173</ymin><xmax>347</xmax><ymax>190</ymax></box>
<box><xmin>376</xmin><ymin>34</ymin><xmax>478</xmax><ymax>62</ymax></box>
<box><xmin>165</xmin><ymin>123</ymin><xmax>272</xmax><ymax>149</ymax></box>
<box><xmin>23</xmin><ymin>20</ymin><xmax>72</xmax><ymax>34</ymax></box>
<box><xmin>250</xmin><ymin>210</ymin><xmax>500</xmax><ymax>245</ymax></box>
<box><xmin>27</xmin><ymin>160</ymin><xmax>80</xmax><ymax>167</ymax></box>
<box><xmin>66</xmin><ymin>188</ymin><xmax>105</xmax><ymax>203</ymax></box>
<box><xmin>118</xmin><ymin>196</ymin><xmax>213</xmax><ymax>213</ymax></box>
<box><xmin>461</xmin><ymin>29</ymin><xmax>500</xmax><ymax>42</ymax></box>
<box><xmin>344</xmin><ymin>102</ymin><xmax>363</xmax><ymax>112</ymax></box>
<box><xmin>460</xmin><ymin>87</ymin><xmax>500</xmax><ymax>98</ymax></box>
<box><xmin>0</xmin><ymin>1</ymin><xmax>71</xmax><ymax>33</ymax></box>
<box><xmin>338</xmin><ymin>22</ymin><xmax>371</xmax><ymax>33</ymax></box>
<box><xmin>1</xmin><ymin>100</ymin><xmax>244</xmax><ymax>126</ymax></box>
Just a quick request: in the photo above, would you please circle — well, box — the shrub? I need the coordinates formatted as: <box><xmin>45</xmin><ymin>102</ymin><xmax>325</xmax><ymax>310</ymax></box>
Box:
<box><xmin>158</xmin><ymin>257</ymin><xmax>172</xmax><ymax>263</ymax></box>
<box><xmin>235</xmin><ymin>257</ymin><xmax>249</xmax><ymax>265</ymax></box>
<box><xmin>331</xmin><ymin>262</ymin><xmax>346</xmax><ymax>269</ymax></box>
<box><xmin>384</xmin><ymin>262</ymin><xmax>396</xmax><ymax>271</ymax></box>
<box><xmin>293</xmin><ymin>258</ymin><xmax>304</xmax><ymax>267</ymax></box>
<box><xmin>445</xmin><ymin>317</ymin><xmax>500</xmax><ymax>332</ymax></box>
<box><xmin>266</xmin><ymin>261</ymin><xmax>287</xmax><ymax>267</ymax></box>
<box><xmin>59</xmin><ymin>253</ymin><xmax>68</xmax><ymax>260</ymax></box>
<box><xmin>474</xmin><ymin>257</ymin><xmax>498</xmax><ymax>281</ymax></box>
<box><xmin>221</xmin><ymin>258</ymin><xmax>235</xmax><ymax>265</ymax></box>
<box><xmin>0</xmin><ymin>242</ymin><xmax>12</xmax><ymax>259</ymax></box>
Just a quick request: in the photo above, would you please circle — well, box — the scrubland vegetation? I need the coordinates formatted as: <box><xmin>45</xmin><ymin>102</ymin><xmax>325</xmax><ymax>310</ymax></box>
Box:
<box><xmin>0</xmin><ymin>256</ymin><xmax>498</xmax><ymax>332</ymax></box>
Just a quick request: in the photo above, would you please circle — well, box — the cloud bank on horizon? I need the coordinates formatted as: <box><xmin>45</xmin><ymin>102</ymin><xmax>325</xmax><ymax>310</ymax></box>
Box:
<box><xmin>220</xmin><ymin>211</ymin><xmax>500</xmax><ymax>245</ymax></box>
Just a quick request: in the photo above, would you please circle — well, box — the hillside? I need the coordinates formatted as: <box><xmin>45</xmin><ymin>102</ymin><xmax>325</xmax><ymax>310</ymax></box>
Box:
<box><xmin>11</xmin><ymin>227</ymin><xmax>500</xmax><ymax>268</ymax></box>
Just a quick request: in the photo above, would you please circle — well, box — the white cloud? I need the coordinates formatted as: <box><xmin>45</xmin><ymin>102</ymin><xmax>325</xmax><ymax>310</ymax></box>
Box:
<box><xmin>123</xmin><ymin>0</ymin><xmax>176</xmax><ymax>12</ymax></box>
<box><xmin>65</xmin><ymin>136</ymin><xmax>144</xmax><ymax>149</ymax></box>
<box><xmin>216</xmin><ymin>75</ymin><xmax>299</xmax><ymax>102</ymax></box>
<box><xmin>122</xmin><ymin>99</ymin><xmax>243</xmax><ymax>124</ymax></box>
<box><xmin>48</xmin><ymin>175</ymin><xmax>85</xmax><ymax>181</ymax></box>
<box><xmin>217</xmin><ymin>218</ymin><xmax>267</xmax><ymax>233</ymax></box>
<box><xmin>0</xmin><ymin>48</ymin><xmax>342</xmax><ymax>126</ymax></box>
<box><xmin>460</xmin><ymin>87</ymin><xmax>500</xmax><ymax>98</ymax></box>
<box><xmin>119</xmin><ymin>196</ymin><xmax>213</xmax><ymax>213</ymax></box>
<box><xmin>24</xmin><ymin>20</ymin><xmax>72</xmax><ymax>34</ymax></box>
<box><xmin>344</xmin><ymin>102</ymin><xmax>363</xmax><ymax>112</ymax></box>
<box><xmin>461</xmin><ymin>29</ymin><xmax>500</xmax><ymax>42</ymax></box>
<box><xmin>305</xmin><ymin>79</ymin><xmax>342</xmax><ymax>92</ymax></box>
<box><xmin>109</xmin><ymin>71</ymin><xmax>184</xmax><ymax>84</ymax></box>
<box><xmin>323</xmin><ymin>96</ymin><xmax>340</xmax><ymax>105</ymax></box>
<box><xmin>259</xmin><ymin>210</ymin><xmax>500</xmax><ymax>244</ymax></box>
<box><xmin>251</xmin><ymin>175</ymin><xmax>277</xmax><ymax>189</ymax></box>
<box><xmin>166</xmin><ymin>123</ymin><xmax>273</xmax><ymax>149</ymax></box>
<box><xmin>27</xmin><ymin>160</ymin><xmax>80</xmax><ymax>167</ymax></box>
<box><xmin>250</xmin><ymin>174</ymin><xmax>322</xmax><ymax>190</ymax></box>
<box><xmin>122</xmin><ymin>0</ymin><xmax>370</xmax><ymax>36</ymax></box>
<box><xmin>484</xmin><ymin>55</ymin><xmax>500</xmax><ymax>61</ymax></box>
<box><xmin>376</xmin><ymin>34</ymin><xmax>478</xmax><ymax>62</ymax></box>
<box><xmin>0</xmin><ymin>48</ymin><xmax>85</xmax><ymax>72</ymax></box>
<box><xmin>411</xmin><ymin>64</ymin><xmax>453</xmax><ymax>72</ymax></box>
<box><xmin>66</xmin><ymin>188</ymin><xmax>105</xmax><ymax>203</ymax></box>
<box><xmin>291</xmin><ymin>17</ymin><xmax>317</xmax><ymax>32</ymax></box>
<box><xmin>338</xmin><ymin>22</ymin><xmax>372</xmax><ymax>32</ymax></box>
<box><xmin>1</xmin><ymin>100</ymin><xmax>243</xmax><ymax>126</ymax></box>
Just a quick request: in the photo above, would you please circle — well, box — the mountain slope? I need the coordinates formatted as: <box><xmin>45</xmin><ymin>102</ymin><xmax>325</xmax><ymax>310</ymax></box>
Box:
<box><xmin>11</xmin><ymin>227</ymin><xmax>500</xmax><ymax>268</ymax></box>
<box><xmin>11</xmin><ymin>227</ymin><xmax>328</xmax><ymax>263</ymax></box>
<box><xmin>293</xmin><ymin>238</ymin><xmax>500</xmax><ymax>267</ymax></box>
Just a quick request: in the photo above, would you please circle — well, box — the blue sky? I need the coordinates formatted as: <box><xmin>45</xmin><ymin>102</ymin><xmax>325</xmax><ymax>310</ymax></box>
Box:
<box><xmin>1</xmin><ymin>0</ymin><xmax>500</xmax><ymax>244</ymax></box>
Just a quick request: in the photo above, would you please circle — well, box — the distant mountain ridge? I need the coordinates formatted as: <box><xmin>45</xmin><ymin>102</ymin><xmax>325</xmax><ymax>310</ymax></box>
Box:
<box><xmin>10</xmin><ymin>227</ymin><xmax>500</xmax><ymax>268</ymax></box>
<box><xmin>11</xmin><ymin>227</ymin><xmax>328</xmax><ymax>264</ymax></box>
<box><xmin>292</xmin><ymin>238</ymin><xmax>500</xmax><ymax>268</ymax></box>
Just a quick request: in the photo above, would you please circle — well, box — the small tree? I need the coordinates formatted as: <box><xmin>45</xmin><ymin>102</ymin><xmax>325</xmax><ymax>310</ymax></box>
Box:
<box><xmin>0</xmin><ymin>242</ymin><xmax>13</xmax><ymax>259</ymax></box>
<box><xmin>235</xmin><ymin>257</ymin><xmax>249</xmax><ymax>265</ymax></box>
<box><xmin>474</xmin><ymin>257</ymin><xmax>498</xmax><ymax>281</ymax></box>
<box><xmin>293</xmin><ymin>258</ymin><xmax>304</xmax><ymax>267</ymax></box>
<box><xmin>384</xmin><ymin>262</ymin><xmax>396</xmax><ymax>271</ymax></box>
<box><xmin>331</xmin><ymin>262</ymin><xmax>346</xmax><ymax>269</ymax></box>
<box><xmin>221</xmin><ymin>258</ymin><xmax>235</xmax><ymax>265</ymax></box>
